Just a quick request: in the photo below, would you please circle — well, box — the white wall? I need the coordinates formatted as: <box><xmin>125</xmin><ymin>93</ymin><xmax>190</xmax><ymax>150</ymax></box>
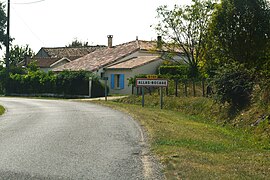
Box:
<box><xmin>105</xmin><ymin>58</ymin><xmax>163</xmax><ymax>95</ymax></box>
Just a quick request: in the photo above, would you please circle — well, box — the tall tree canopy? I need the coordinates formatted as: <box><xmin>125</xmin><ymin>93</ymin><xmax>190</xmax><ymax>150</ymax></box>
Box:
<box><xmin>209</xmin><ymin>0</ymin><xmax>270</xmax><ymax>70</ymax></box>
<box><xmin>9</xmin><ymin>45</ymin><xmax>34</xmax><ymax>67</ymax></box>
<box><xmin>0</xmin><ymin>2</ymin><xmax>7</xmax><ymax>50</ymax></box>
<box><xmin>154</xmin><ymin>0</ymin><xmax>216</xmax><ymax>77</ymax></box>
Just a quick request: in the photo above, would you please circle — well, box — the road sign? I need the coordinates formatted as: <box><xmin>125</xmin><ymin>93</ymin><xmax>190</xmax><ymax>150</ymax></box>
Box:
<box><xmin>136</xmin><ymin>78</ymin><xmax>168</xmax><ymax>87</ymax></box>
<box><xmin>146</xmin><ymin>74</ymin><xmax>158</xmax><ymax>79</ymax></box>
<box><xmin>136</xmin><ymin>78</ymin><xmax>168</xmax><ymax>109</ymax></box>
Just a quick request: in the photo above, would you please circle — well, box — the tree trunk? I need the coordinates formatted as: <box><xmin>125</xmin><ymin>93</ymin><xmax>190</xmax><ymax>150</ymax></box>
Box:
<box><xmin>192</xmin><ymin>80</ymin><xmax>196</xmax><ymax>97</ymax></box>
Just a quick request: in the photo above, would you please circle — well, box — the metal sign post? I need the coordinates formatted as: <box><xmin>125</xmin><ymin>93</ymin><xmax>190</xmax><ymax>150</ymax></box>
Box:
<box><xmin>142</xmin><ymin>87</ymin><xmax>145</xmax><ymax>107</ymax></box>
<box><xmin>89</xmin><ymin>77</ymin><xmax>92</xmax><ymax>98</ymax></box>
<box><xmin>105</xmin><ymin>79</ymin><xmax>108</xmax><ymax>101</ymax></box>
<box><xmin>160</xmin><ymin>87</ymin><xmax>163</xmax><ymax>109</ymax></box>
<box><xmin>102</xmin><ymin>77</ymin><xmax>109</xmax><ymax>101</ymax></box>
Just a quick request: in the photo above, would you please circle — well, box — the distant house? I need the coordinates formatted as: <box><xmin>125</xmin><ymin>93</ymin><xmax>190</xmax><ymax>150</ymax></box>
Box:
<box><xmin>29</xmin><ymin>57</ymin><xmax>71</xmax><ymax>72</ymax></box>
<box><xmin>28</xmin><ymin>46</ymin><xmax>105</xmax><ymax>72</ymax></box>
<box><xmin>53</xmin><ymin>36</ymin><xmax>185</xmax><ymax>95</ymax></box>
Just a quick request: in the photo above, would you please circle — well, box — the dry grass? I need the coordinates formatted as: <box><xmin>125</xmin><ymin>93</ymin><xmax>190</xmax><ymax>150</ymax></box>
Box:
<box><xmin>94</xmin><ymin>99</ymin><xmax>270</xmax><ymax>179</ymax></box>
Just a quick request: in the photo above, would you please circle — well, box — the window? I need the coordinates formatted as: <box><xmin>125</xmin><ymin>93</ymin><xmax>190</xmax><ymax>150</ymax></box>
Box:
<box><xmin>115</xmin><ymin>74</ymin><xmax>120</xmax><ymax>88</ymax></box>
<box><xmin>100</xmin><ymin>72</ymin><xmax>104</xmax><ymax>78</ymax></box>
<box><xmin>111</xmin><ymin>74</ymin><xmax>124</xmax><ymax>89</ymax></box>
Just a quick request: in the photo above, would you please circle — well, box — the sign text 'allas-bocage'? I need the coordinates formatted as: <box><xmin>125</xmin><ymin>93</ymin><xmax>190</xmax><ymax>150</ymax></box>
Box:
<box><xmin>136</xmin><ymin>78</ymin><xmax>168</xmax><ymax>87</ymax></box>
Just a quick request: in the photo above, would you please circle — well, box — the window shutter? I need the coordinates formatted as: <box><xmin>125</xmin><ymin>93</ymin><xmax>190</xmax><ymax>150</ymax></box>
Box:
<box><xmin>120</xmin><ymin>74</ymin><xmax>125</xmax><ymax>89</ymax></box>
<box><xmin>111</xmin><ymin>74</ymin><xmax>115</xmax><ymax>89</ymax></box>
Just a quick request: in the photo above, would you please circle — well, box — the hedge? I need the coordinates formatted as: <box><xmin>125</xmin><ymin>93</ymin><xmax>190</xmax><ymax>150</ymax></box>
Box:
<box><xmin>8</xmin><ymin>70</ymin><xmax>106</xmax><ymax>97</ymax></box>
<box><xmin>159</xmin><ymin>65</ymin><xmax>190</xmax><ymax>79</ymax></box>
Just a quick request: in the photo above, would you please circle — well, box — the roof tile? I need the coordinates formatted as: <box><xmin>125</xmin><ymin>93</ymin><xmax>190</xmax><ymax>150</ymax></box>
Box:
<box><xmin>107</xmin><ymin>56</ymin><xmax>160</xmax><ymax>69</ymax></box>
<box><xmin>38</xmin><ymin>46</ymin><xmax>106</xmax><ymax>59</ymax></box>
<box><xmin>53</xmin><ymin>40</ymin><xmax>183</xmax><ymax>72</ymax></box>
<box><xmin>30</xmin><ymin>58</ymin><xmax>60</xmax><ymax>68</ymax></box>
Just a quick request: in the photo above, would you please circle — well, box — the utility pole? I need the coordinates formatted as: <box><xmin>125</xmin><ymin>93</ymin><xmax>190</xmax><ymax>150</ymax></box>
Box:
<box><xmin>5</xmin><ymin>0</ymin><xmax>10</xmax><ymax>95</ymax></box>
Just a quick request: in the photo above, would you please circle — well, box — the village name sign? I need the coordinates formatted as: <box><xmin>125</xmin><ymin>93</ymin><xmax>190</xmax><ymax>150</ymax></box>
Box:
<box><xmin>136</xmin><ymin>78</ymin><xmax>168</xmax><ymax>87</ymax></box>
<box><xmin>136</xmin><ymin>75</ymin><xmax>168</xmax><ymax>109</ymax></box>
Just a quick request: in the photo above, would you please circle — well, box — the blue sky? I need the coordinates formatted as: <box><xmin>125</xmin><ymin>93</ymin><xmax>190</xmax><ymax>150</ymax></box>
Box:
<box><xmin>4</xmin><ymin>0</ymin><xmax>191</xmax><ymax>53</ymax></box>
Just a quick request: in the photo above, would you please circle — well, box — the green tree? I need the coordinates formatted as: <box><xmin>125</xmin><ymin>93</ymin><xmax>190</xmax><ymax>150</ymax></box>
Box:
<box><xmin>66</xmin><ymin>38</ymin><xmax>89</xmax><ymax>47</ymax></box>
<box><xmin>213</xmin><ymin>62</ymin><xmax>254</xmax><ymax>113</ymax></box>
<box><xmin>154</xmin><ymin>0</ymin><xmax>216</xmax><ymax>78</ymax></box>
<box><xmin>9</xmin><ymin>44</ymin><xmax>34</xmax><ymax>67</ymax></box>
<box><xmin>0</xmin><ymin>2</ymin><xmax>7</xmax><ymax>49</ymax></box>
<box><xmin>209</xmin><ymin>0</ymin><xmax>270</xmax><ymax>71</ymax></box>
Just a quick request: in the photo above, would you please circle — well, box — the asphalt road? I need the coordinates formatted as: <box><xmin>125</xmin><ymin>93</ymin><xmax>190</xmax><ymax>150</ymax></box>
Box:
<box><xmin>0</xmin><ymin>97</ymin><xmax>162</xmax><ymax>180</ymax></box>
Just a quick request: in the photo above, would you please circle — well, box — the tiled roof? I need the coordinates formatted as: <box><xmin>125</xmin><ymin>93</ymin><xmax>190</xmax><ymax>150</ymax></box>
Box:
<box><xmin>107</xmin><ymin>56</ymin><xmax>160</xmax><ymax>69</ymax></box>
<box><xmin>53</xmin><ymin>41</ymin><xmax>139</xmax><ymax>72</ymax></box>
<box><xmin>30</xmin><ymin>58</ymin><xmax>60</xmax><ymax>68</ymax></box>
<box><xmin>138</xmin><ymin>40</ymin><xmax>183</xmax><ymax>52</ymax></box>
<box><xmin>53</xmin><ymin>40</ymin><xmax>183</xmax><ymax>72</ymax></box>
<box><xmin>39</xmin><ymin>46</ymin><xmax>106</xmax><ymax>58</ymax></box>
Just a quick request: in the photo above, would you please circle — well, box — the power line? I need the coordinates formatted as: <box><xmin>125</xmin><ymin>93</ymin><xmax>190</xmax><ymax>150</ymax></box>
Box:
<box><xmin>11</xmin><ymin>6</ymin><xmax>45</xmax><ymax>46</ymax></box>
<box><xmin>12</xmin><ymin>0</ymin><xmax>45</xmax><ymax>5</ymax></box>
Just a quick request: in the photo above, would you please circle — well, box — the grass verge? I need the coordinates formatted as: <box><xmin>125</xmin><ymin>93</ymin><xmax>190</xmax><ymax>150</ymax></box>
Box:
<box><xmin>93</xmin><ymin>100</ymin><xmax>270</xmax><ymax>179</ymax></box>
<box><xmin>0</xmin><ymin>105</ymin><xmax>5</xmax><ymax>115</ymax></box>
<box><xmin>116</xmin><ymin>94</ymin><xmax>270</xmax><ymax>142</ymax></box>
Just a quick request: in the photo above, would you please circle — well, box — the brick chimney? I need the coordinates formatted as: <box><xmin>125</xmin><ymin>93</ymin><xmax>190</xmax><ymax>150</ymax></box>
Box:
<box><xmin>157</xmin><ymin>36</ymin><xmax>162</xmax><ymax>49</ymax></box>
<box><xmin>107</xmin><ymin>35</ymin><xmax>113</xmax><ymax>48</ymax></box>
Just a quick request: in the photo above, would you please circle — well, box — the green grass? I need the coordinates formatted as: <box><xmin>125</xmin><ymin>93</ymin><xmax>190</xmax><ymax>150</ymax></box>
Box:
<box><xmin>94</xmin><ymin>100</ymin><xmax>270</xmax><ymax>179</ymax></box>
<box><xmin>0</xmin><ymin>105</ymin><xmax>5</xmax><ymax>115</ymax></box>
<box><xmin>116</xmin><ymin>94</ymin><xmax>270</xmax><ymax>139</ymax></box>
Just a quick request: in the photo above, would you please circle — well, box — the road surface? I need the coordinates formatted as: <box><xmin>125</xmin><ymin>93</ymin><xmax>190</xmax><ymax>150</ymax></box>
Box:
<box><xmin>0</xmin><ymin>97</ymin><xmax>162</xmax><ymax>179</ymax></box>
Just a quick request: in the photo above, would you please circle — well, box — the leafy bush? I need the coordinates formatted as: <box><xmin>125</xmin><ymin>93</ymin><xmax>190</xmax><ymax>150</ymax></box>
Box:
<box><xmin>0</xmin><ymin>66</ymin><xmax>6</xmax><ymax>94</ymax></box>
<box><xmin>258</xmin><ymin>61</ymin><xmax>270</xmax><ymax>106</ymax></box>
<box><xmin>258</xmin><ymin>77</ymin><xmax>270</xmax><ymax>106</ymax></box>
<box><xmin>0</xmin><ymin>105</ymin><xmax>4</xmax><ymax>115</ymax></box>
<box><xmin>212</xmin><ymin>63</ymin><xmax>254</xmax><ymax>110</ymax></box>
<box><xmin>8</xmin><ymin>70</ymin><xmax>106</xmax><ymax>97</ymax></box>
<box><xmin>159</xmin><ymin>65</ymin><xmax>189</xmax><ymax>79</ymax></box>
<box><xmin>54</xmin><ymin>70</ymin><xmax>91</xmax><ymax>95</ymax></box>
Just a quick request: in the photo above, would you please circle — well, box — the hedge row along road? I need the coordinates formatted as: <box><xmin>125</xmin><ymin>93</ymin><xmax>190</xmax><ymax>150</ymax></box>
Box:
<box><xmin>0</xmin><ymin>97</ymin><xmax>162</xmax><ymax>179</ymax></box>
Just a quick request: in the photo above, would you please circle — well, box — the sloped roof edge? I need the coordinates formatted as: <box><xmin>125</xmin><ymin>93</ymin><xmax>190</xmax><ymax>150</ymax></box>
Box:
<box><xmin>50</xmin><ymin>57</ymin><xmax>71</xmax><ymax>68</ymax></box>
<box><xmin>106</xmin><ymin>56</ymin><xmax>161</xmax><ymax>70</ymax></box>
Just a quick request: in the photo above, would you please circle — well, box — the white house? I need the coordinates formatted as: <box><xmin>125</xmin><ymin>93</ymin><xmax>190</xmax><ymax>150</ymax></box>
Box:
<box><xmin>53</xmin><ymin>36</ymin><xmax>185</xmax><ymax>95</ymax></box>
<box><xmin>105</xmin><ymin>56</ymin><xmax>162</xmax><ymax>94</ymax></box>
